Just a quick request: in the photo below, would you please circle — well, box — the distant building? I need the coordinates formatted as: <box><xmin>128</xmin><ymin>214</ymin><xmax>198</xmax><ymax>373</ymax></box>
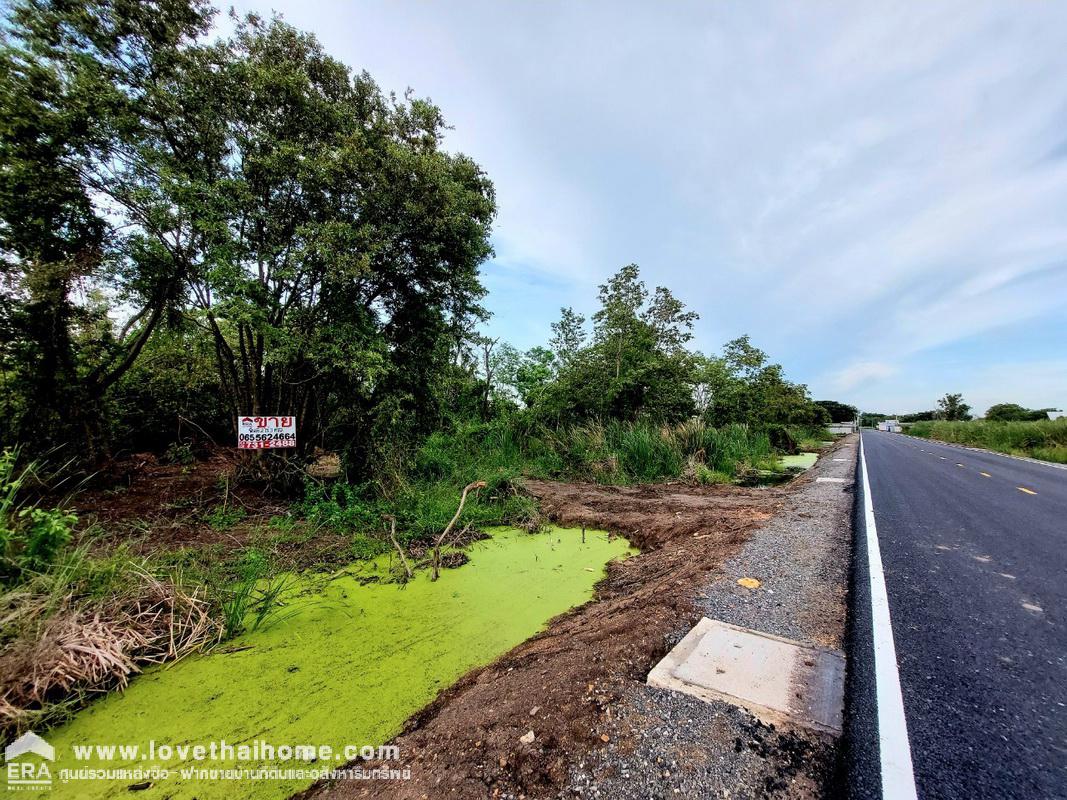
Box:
<box><xmin>877</xmin><ymin>420</ymin><xmax>902</xmax><ymax>432</ymax></box>
<box><xmin>1048</xmin><ymin>410</ymin><xmax>1065</xmax><ymax>421</ymax></box>
<box><xmin>827</xmin><ymin>422</ymin><xmax>856</xmax><ymax>435</ymax></box>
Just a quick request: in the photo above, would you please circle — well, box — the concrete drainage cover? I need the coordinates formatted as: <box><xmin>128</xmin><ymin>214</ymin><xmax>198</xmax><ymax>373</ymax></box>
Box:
<box><xmin>647</xmin><ymin>618</ymin><xmax>844</xmax><ymax>734</ymax></box>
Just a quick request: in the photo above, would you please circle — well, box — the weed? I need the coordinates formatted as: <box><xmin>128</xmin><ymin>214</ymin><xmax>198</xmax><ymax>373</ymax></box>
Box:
<box><xmin>350</xmin><ymin>535</ymin><xmax>389</xmax><ymax>560</ymax></box>
<box><xmin>204</xmin><ymin>505</ymin><xmax>246</xmax><ymax>530</ymax></box>
<box><xmin>220</xmin><ymin>573</ymin><xmax>293</xmax><ymax>638</ymax></box>
<box><xmin>0</xmin><ymin>448</ymin><xmax>79</xmax><ymax>585</ymax></box>
<box><xmin>163</xmin><ymin>442</ymin><xmax>195</xmax><ymax>466</ymax></box>
<box><xmin>220</xmin><ymin>578</ymin><xmax>256</xmax><ymax>639</ymax></box>
<box><xmin>694</xmin><ymin>465</ymin><xmax>733</xmax><ymax>485</ymax></box>
<box><xmin>268</xmin><ymin>514</ymin><xmax>297</xmax><ymax>533</ymax></box>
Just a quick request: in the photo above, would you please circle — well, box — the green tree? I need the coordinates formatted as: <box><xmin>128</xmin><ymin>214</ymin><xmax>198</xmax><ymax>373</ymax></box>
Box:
<box><xmin>936</xmin><ymin>393</ymin><xmax>972</xmax><ymax>421</ymax></box>
<box><xmin>593</xmin><ymin>264</ymin><xmax>648</xmax><ymax>381</ymax></box>
<box><xmin>860</xmin><ymin>412</ymin><xmax>891</xmax><ymax>427</ymax></box>
<box><xmin>492</xmin><ymin>345</ymin><xmax>556</xmax><ymax>407</ymax></box>
<box><xmin>703</xmin><ymin>335</ymin><xmax>822</xmax><ymax>427</ymax></box>
<box><xmin>0</xmin><ymin>4</ymin><xmax>496</xmax><ymax>470</ymax></box>
<box><xmin>0</xmin><ymin>0</ymin><xmax>215</xmax><ymax>455</ymax></box>
<box><xmin>538</xmin><ymin>265</ymin><xmax>699</xmax><ymax>423</ymax></box>
<box><xmin>549</xmin><ymin>307</ymin><xmax>586</xmax><ymax>369</ymax></box>
<box><xmin>899</xmin><ymin>410</ymin><xmax>936</xmax><ymax>423</ymax></box>
<box><xmin>181</xmin><ymin>17</ymin><xmax>495</xmax><ymax>465</ymax></box>
<box><xmin>815</xmin><ymin>400</ymin><xmax>859</xmax><ymax>423</ymax></box>
<box><xmin>984</xmin><ymin>403</ymin><xmax>1054</xmax><ymax>422</ymax></box>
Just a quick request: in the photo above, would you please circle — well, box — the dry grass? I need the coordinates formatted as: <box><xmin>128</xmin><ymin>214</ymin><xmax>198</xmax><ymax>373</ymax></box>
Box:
<box><xmin>0</xmin><ymin>572</ymin><xmax>222</xmax><ymax>738</ymax></box>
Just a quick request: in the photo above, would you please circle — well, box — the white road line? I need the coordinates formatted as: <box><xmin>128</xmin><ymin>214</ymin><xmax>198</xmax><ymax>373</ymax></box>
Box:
<box><xmin>859</xmin><ymin>434</ymin><xmax>918</xmax><ymax>800</ymax></box>
<box><xmin>892</xmin><ymin>431</ymin><xmax>1067</xmax><ymax>472</ymax></box>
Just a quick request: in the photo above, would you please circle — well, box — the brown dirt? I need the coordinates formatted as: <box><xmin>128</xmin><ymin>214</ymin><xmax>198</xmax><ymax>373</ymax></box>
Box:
<box><xmin>70</xmin><ymin>451</ymin><xmax>305</xmax><ymax>559</ymax></box>
<box><xmin>299</xmin><ymin>479</ymin><xmax>783</xmax><ymax>800</ymax></box>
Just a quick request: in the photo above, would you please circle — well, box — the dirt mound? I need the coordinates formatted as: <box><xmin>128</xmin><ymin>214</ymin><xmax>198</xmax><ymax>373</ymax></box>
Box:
<box><xmin>299</xmin><ymin>480</ymin><xmax>781</xmax><ymax>800</ymax></box>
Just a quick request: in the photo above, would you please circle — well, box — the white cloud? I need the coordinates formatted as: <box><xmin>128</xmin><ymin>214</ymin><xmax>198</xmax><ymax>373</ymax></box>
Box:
<box><xmin>830</xmin><ymin>361</ymin><xmax>899</xmax><ymax>393</ymax></box>
<box><xmin>225</xmin><ymin>0</ymin><xmax>1067</xmax><ymax>407</ymax></box>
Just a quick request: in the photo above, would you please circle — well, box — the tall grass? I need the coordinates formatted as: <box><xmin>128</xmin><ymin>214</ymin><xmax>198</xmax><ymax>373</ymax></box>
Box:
<box><xmin>299</xmin><ymin>417</ymin><xmax>781</xmax><ymax>551</ymax></box>
<box><xmin>221</xmin><ymin>574</ymin><xmax>293</xmax><ymax>638</ymax></box>
<box><xmin>412</xmin><ymin>417</ymin><xmax>774</xmax><ymax>486</ymax></box>
<box><xmin>908</xmin><ymin>419</ymin><xmax>1067</xmax><ymax>463</ymax></box>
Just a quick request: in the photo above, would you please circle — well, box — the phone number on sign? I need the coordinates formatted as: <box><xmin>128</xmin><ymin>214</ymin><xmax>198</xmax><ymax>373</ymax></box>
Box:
<box><xmin>238</xmin><ymin>434</ymin><xmax>296</xmax><ymax>449</ymax></box>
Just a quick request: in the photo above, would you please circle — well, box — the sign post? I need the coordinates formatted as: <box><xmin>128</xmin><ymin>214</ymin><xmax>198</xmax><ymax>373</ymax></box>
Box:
<box><xmin>237</xmin><ymin>416</ymin><xmax>296</xmax><ymax>449</ymax></box>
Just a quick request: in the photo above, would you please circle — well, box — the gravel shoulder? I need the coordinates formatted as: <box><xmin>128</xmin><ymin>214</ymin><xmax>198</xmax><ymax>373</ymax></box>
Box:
<box><xmin>569</xmin><ymin>435</ymin><xmax>857</xmax><ymax>800</ymax></box>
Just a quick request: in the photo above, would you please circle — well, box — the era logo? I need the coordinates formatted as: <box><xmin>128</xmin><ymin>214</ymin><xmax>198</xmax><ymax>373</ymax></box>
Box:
<box><xmin>6</xmin><ymin>761</ymin><xmax>51</xmax><ymax>788</ymax></box>
<box><xmin>4</xmin><ymin>732</ymin><xmax>54</xmax><ymax>790</ymax></box>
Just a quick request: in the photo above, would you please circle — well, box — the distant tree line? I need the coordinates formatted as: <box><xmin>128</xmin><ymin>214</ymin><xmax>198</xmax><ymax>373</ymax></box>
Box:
<box><xmin>861</xmin><ymin>394</ymin><xmax>1058</xmax><ymax>426</ymax></box>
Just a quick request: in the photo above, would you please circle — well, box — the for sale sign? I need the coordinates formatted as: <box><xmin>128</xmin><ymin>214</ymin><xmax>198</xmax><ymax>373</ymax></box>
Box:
<box><xmin>237</xmin><ymin>416</ymin><xmax>296</xmax><ymax>449</ymax></box>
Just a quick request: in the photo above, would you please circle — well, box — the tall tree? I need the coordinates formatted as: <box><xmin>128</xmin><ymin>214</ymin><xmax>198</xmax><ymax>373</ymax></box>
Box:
<box><xmin>703</xmin><ymin>335</ymin><xmax>823</xmax><ymax>427</ymax></box>
<box><xmin>815</xmin><ymin>400</ymin><xmax>859</xmax><ymax>423</ymax></box>
<box><xmin>177</xmin><ymin>17</ymin><xmax>495</xmax><ymax>462</ymax></box>
<box><xmin>0</xmin><ymin>4</ymin><xmax>496</xmax><ymax>468</ymax></box>
<box><xmin>539</xmin><ymin>264</ymin><xmax>699</xmax><ymax>423</ymax></box>
<box><xmin>0</xmin><ymin>0</ymin><xmax>215</xmax><ymax>454</ymax></box>
<box><xmin>592</xmin><ymin>264</ymin><xmax>647</xmax><ymax>380</ymax></box>
<box><xmin>549</xmin><ymin>307</ymin><xmax>585</xmax><ymax>369</ymax></box>
<box><xmin>936</xmin><ymin>393</ymin><xmax>972</xmax><ymax>421</ymax></box>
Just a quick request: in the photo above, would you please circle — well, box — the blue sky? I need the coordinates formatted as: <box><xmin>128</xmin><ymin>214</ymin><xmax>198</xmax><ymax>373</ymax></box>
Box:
<box><xmin>228</xmin><ymin>1</ymin><xmax>1067</xmax><ymax>415</ymax></box>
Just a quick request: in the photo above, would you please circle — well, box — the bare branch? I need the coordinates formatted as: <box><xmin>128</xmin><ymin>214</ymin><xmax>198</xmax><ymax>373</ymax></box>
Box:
<box><xmin>384</xmin><ymin>515</ymin><xmax>412</xmax><ymax>580</ymax></box>
<box><xmin>431</xmin><ymin>481</ymin><xmax>486</xmax><ymax>581</ymax></box>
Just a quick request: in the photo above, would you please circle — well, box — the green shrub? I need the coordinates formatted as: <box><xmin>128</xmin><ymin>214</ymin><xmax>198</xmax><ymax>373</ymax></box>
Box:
<box><xmin>694</xmin><ymin>465</ymin><xmax>732</xmax><ymax>485</ymax></box>
<box><xmin>0</xmin><ymin>449</ymin><xmax>78</xmax><ymax>585</ymax></box>
<box><xmin>163</xmin><ymin>441</ymin><xmax>195</xmax><ymax>466</ymax></box>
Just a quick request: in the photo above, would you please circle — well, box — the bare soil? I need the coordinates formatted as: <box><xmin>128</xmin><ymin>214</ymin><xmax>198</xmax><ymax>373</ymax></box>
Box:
<box><xmin>299</xmin><ymin>479</ymin><xmax>783</xmax><ymax>800</ymax></box>
<box><xmin>71</xmin><ymin>451</ymin><xmax>341</xmax><ymax>565</ymax></box>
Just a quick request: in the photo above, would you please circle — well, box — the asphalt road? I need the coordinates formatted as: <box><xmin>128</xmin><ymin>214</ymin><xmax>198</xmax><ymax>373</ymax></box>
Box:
<box><xmin>846</xmin><ymin>430</ymin><xmax>1067</xmax><ymax>800</ymax></box>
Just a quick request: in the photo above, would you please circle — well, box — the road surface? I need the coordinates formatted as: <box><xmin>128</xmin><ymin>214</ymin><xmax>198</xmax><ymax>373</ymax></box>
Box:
<box><xmin>846</xmin><ymin>430</ymin><xmax>1066</xmax><ymax>799</ymax></box>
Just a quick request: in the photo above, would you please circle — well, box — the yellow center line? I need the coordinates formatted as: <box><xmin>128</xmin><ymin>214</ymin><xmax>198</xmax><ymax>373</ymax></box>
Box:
<box><xmin>1017</xmin><ymin>487</ymin><xmax>1037</xmax><ymax>496</ymax></box>
<box><xmin>979</xmin><ymin>472</ymin><xmax>991</xmax><ymax>478</ymax></box>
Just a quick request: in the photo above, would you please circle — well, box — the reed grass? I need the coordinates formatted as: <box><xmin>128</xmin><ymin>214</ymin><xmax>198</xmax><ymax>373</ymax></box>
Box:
<box><xmin>908</xmin><ymin>419</ymin><xmax>1067</xmax><ymax>463</ymax></box>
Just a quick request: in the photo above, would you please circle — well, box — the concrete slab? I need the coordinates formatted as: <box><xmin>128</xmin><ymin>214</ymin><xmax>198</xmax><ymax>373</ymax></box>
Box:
<box><xmin>816</xmin><ymin>477</ymin><xmax>846</xmax><ymax>483</ymax></box>
<box><xmin>647</xmin><ymin>618</ymin><xmax>845</xmax><ymax>734</ymax></box>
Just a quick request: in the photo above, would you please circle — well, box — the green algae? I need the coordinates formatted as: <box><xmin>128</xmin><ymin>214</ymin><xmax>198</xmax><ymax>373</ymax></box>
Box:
<box><xmin>777</xmin><ymin>452</ymin><xmax>818</xmax><ymax>471</ymax></box>
<box><xmin>44</xmin><ymin>527</ymin><xmax>632</xmax><ymax>799</ymax></box>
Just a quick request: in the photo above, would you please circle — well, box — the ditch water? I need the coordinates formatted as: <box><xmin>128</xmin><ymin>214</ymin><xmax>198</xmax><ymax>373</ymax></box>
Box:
<box><xmin>777</xmin><ymin>452</ymin><xmax>819</xmax><ymax>471</ymax></box>
<box><xmin>44</xmin><ymin>526</ymin><xmax>633</xmax><ymax>799</ymax></box>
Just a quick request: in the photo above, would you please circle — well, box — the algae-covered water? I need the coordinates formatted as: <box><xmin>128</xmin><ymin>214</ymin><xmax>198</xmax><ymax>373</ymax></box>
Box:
<box><xmin>44</xmin><ymin>527</ymin><xmax>631</xmax><ymax>799</ymax></box>
<box><xmin>778</xmin><ymin>452</ymin><xmax>819</xmax><ymax>471</ymax></box>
